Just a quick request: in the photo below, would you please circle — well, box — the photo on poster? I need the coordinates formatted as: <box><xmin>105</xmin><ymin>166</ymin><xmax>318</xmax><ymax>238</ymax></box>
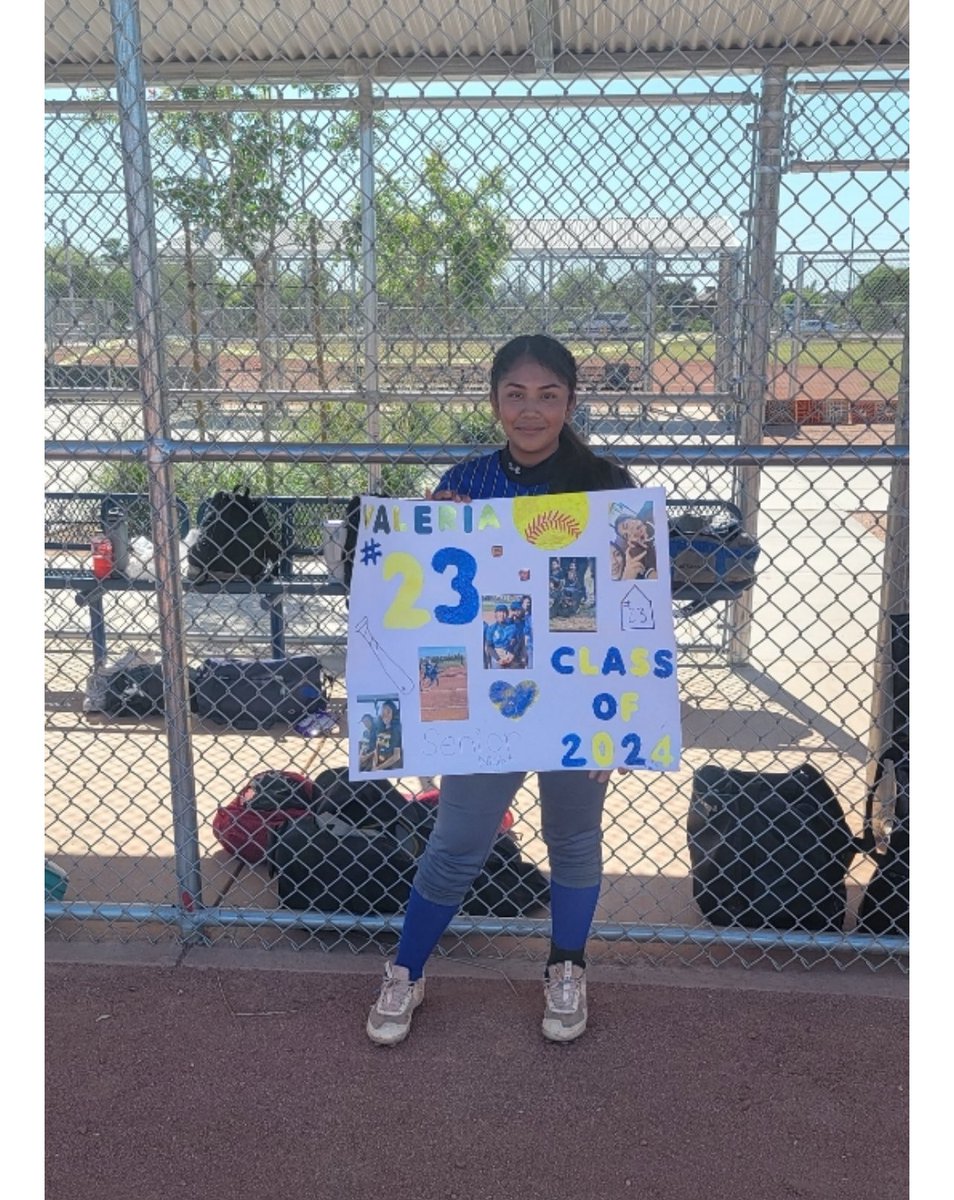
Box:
<box><xmin>418</xmin><ymin>647</ymin><xmax>469</xmax><ymax>722</ymax></box>
<box><xmin>609</xmin><ymin>499</ymin><xmax>658</xmax><ymax>581</ymax></box>
<box><xmin>355</xmin><ymin>694</ymin><xmax>404</xmax><ymax>772</ymax></box>
<box><xmin>548</xmin><ymin>556</ymin><xmax>597</xmax><ymax>632</ymax></box>
<box><xmin>482</xmin><ymin>594</ymin><xmax>532</xmax><ymax>669</ymax></box>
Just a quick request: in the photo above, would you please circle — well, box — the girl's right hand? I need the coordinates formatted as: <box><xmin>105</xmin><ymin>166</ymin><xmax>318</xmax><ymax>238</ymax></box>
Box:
<box><xmin>426</xmin><ymin>488</ymin><xmax>472</xmax><ymax>503</ymax></box>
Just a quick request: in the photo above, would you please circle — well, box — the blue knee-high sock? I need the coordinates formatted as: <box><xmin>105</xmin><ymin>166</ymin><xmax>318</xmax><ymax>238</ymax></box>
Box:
<box><xmin>548</xmin><ymin>880</ymin><xmax>601</xmax><ymax>968</ymax></box>
<box><xmin>395</xmin><ymin>885</ymin><xmax>459</xmax><ymax>981</ymax></box>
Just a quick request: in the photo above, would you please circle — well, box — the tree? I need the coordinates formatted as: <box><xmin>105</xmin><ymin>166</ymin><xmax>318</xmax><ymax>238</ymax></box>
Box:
<box><xmin>45</xmin><ymin>243</ymin><xmax>133</xmax><ymax>337</ymax></box>
<box><xmin>151</xmin><ymin>84</ymin><xmax>349</xmax><ymax>475</ymax></box>
<box><xmin>45</xmin><ymin>243</ymin><xmax>106</xmax><ymax>302</ymax></box>
<box><xmin>655</xmin><ymin>280</ymin><xmax>696</xmax><ymax>330</ymax></box>
<box><xmin>849</xmin><ymin>265</ymin><xmax>909</xmax><ymax>333</ymax></box>
<box><xmin>153</xmin><ymin>87</ymin><xmax>330</xmax><ymax>377</ymax></box>
<box><xmin>550</xmin><ymin>266</ymin><xmax>613</xmax><ymax>326</ymax></box>
<box><xmin>346</xmin><ymin>150</ymin><xmax>511</xmax><ymax>361</ymax></box>
<box><xmin>778</xmin><ymin>285</ymin><xmax>829</xmax><ymax>330</ymax></box>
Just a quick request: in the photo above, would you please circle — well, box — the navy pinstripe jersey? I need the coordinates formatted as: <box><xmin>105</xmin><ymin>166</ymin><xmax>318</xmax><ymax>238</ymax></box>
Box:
<box><xmin>436</xmin><ymin>451</ymin><xmax>548</xmax><ymax>500</ymax></box>
<box><xmin>436</xmin><ymin>442</ymin><xmax>633</xmax><ymax>501</ymax></box>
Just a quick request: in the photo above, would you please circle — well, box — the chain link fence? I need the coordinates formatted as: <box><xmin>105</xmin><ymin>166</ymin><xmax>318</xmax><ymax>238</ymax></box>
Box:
<box><xmin>44</xmin><ymin>1</ymin><xmax>909</xmax><ymax>972</ymax></box>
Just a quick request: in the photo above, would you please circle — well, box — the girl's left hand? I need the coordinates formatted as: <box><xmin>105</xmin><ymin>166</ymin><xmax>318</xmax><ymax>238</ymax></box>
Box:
<box><xmin>426</xmin><ymin>488</ymin><xmax>472</xmax><ymax>503</ymax></box>
<box><xmin>588</xmin><ymin>768</ymin><xmax>633</xmax><ymax>784</ymax></box>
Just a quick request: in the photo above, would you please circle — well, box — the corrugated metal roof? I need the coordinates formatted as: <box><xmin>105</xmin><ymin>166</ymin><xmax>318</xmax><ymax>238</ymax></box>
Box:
<box><xmin>160</xmin><ymin>216</ymin><xmax>740</xmax><ymax>257</ymax></box>
<box><xmin>46</xmin><ymin>1</ymin><xmax>909</xmax><ymax>86</ymax></box>
<box><xmin>506</xmin><ymin>216</ymin><xmax>740</xmax><ymax>253</ymax></box>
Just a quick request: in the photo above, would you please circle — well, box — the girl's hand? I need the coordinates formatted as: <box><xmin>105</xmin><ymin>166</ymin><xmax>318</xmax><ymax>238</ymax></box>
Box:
<box><xmin>426</xmin><ymin>488</ymin><xmax>472</xmax><ymax>503</ymax></box>
<box><xmin>588</xmin><ymin>768</ymin><xmax>633</xmax><ymax>784</ymax></box>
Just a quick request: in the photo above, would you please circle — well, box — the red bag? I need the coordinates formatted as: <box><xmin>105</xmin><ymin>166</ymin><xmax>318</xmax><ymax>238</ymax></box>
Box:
<box><xmin>214</xmin><ymin>774</ymin><xmax>514</xmax><ymax>865</ymax></box>
<box><xmin>212</xmin><ymin>770</ymin><xmax>315</xmax><ymax>864</ymax></box>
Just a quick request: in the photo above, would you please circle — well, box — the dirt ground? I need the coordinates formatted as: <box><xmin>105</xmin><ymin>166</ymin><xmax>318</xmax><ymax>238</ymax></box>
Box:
<box><xmin>45</xmin><ymin>951</ymin><xmax>909</xmax><ymax>1200</ymax></box>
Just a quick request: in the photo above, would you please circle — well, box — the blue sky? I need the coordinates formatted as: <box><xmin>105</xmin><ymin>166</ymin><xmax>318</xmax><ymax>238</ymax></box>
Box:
<box><xmin>44</xmin><ymin>66</ymin><xmax>908</xmax><ymax>298</ymax></box>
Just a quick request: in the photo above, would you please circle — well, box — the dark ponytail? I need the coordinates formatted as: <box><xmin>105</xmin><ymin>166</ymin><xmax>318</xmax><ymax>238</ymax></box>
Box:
<box><xmin>557</xmin><ymin>423</ymin><xmax>633</xmax><ymax>492</ymax></box>
<box><xmin>490</xmin><ymin>334</ymin><xmax>633</xmax><ymax>493</ymax></box>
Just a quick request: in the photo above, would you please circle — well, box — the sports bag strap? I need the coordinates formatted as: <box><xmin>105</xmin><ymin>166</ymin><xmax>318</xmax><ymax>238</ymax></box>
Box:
<box><xmin>856</xmin><ymin>743</ymin><xmax>905</xmax><ymax>857</ymax></box>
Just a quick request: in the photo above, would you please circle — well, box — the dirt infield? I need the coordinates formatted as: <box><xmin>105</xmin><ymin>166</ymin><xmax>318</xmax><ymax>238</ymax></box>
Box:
<box><xmin>51</xmin><ymin>343</ymin><xmax>897</xmax><ymax>406</ymax></box>
<box><xmin>45</xmin><ymin>952</ymin><xmax>909</xmax><ymax>1200</ymax></box>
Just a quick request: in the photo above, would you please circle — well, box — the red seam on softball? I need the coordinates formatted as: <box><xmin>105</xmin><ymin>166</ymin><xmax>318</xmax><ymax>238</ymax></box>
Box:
<box><xmin>525</xmin><ymin>512</ymin><xmax>581</xmax><ymax>542</ymax></box>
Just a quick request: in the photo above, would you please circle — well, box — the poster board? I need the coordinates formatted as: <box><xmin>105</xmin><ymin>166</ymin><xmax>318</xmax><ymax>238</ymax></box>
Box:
<box><xmin>346</xmin><ymin>487</ymin><xmax>681</xmax><ymax>779</ymax></box>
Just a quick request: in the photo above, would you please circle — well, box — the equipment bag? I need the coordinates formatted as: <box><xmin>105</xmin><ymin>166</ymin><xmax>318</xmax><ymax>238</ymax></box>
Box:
<box><xmin>669</xmin><ymin>507</ymin><xmax>761</xmax><ymax>604</ymax></box>
<box><xmin>212</xmin><ymin>770</ymin><xmax>317</xmax><ymax>865</ymax></box>
<box><xmin>192</xmin><ymin>655</ymin><xmax>332</xmax><ymax>729</ymax></box>
<box><xmin>459</xmin><ymin>832</ymin><xmax>550</xmax><ymax>918</ymax></box>
<box><xmin>686</xmin><ymin>763</ymin><xmax>856</xmax><ymax>932</ymax></box>
<box><xmin>266</xmin><ymin>769</ymin><xmax>425</xmax><ymax>914</ymax></box>
<box><xmin>187</xmin><ymin>487</ymin><xmax>281</xmax><ymax>582</ymax></box>
<box><xmin>268</xmin><ymin>814</ymin><xmax>419</xmax><ymax>915</ymax></box>
<box><xmin>102</xmin><ymin>663</ymin><xmax>166</xmax><ymax>717</ymax></box>
<box><xmin>265</xmin><ymin>766</ymin><xmax>549</xmax><ymax>918</ymax></box>
<box><xmin>102</xmin><ymin>663</ymin><xmax>172</xmax><ymax>718</ymax></box>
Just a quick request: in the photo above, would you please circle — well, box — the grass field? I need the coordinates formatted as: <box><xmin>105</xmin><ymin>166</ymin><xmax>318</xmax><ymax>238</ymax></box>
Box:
<box><xmin>60</xmin><ymin>332</ymin><xmax>905</xmax><ymax>374</ymax></box>
<box><xmin>50</xmin><ymin>331</ymin><xmax>903</xmax><ymax>416</ymax></box>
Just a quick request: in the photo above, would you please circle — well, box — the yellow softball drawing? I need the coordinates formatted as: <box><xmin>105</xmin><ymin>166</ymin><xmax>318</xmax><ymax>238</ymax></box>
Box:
<box><xmin>512</xmin><ymin>492</ymin><xmax>589</xmax><ymax>549</ymax></box>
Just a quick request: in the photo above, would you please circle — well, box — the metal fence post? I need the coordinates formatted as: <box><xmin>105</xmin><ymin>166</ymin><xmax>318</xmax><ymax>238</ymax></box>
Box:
<box><xmin>110</xmin><ymin>0</ymin><xmax>205</xmax><ymax>939</ymax></box>
<box><xmin>867</xmin><ymin>323</ymin><xmax>909</xmax><ymax>764</ymax></box>
<box><xmin>729</xmin><ymin>65</ymin><xmax>787</xmax><ymax>665</ymax></box>
<box><xmin>358</xmin><ymin>77</ymin><xmax>383</xmax><ymax>493</ymax></box>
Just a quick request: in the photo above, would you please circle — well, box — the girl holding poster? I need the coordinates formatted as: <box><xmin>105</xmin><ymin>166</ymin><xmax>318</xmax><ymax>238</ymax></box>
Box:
<box><xmin>368</xmin><ymin>335</ymin><xmax>637</xmax><ymax>1048</ymax></box>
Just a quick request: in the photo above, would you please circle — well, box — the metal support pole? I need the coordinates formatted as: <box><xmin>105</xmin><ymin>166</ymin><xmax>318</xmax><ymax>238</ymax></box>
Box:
<box><xmin>358</xmin><ymin>77</ymin><xmax>382</xmax><ymax>493</ymax></box>
<box><xmin>728</xmin><ymin>65</ymin><xmax>788</xmax><ymax>664</ymax></box>
<box><xmin>867</xmin><ymin>325</ymin><xmax>909</xmax><ymax>763</ymax></box>
<box><xmin>61</xmin><ymin>220</ymin><xmax>76</xmax><ymax>322</ymax></box>
<box><xmin>110</xmin><ymin>0</ymin><xmax>204</xmax><ymax>939</ymax></box>
<box><xmin>643</xmin><ymin>249</ymin><xmax>657</xmax><ymax>393</ymax></box>
<box><xmin>714</xmin><ymin>250</ymin><xmax>733</xmax><ymax>395</ymax></box>
<box><xmin>787</xmin><ymin>254</ymin><xmax>805</xmax><ymax>402</ymax></box>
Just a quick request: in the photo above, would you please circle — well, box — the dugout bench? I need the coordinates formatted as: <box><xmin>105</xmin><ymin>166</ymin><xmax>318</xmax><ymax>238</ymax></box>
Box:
<box><xmin>44</xmin><ymin>491</ymin><xmax>758</xmax><ymax>668</ymax></box>
<box><xmin>44</xmin><ymin>492</ymin><xmax>351</xmax><ymax>667</ymax></box>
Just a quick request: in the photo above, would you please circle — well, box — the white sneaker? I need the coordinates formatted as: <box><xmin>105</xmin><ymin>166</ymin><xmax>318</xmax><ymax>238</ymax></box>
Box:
<box><xmin>366</xmin><ymin>961</ymin><xmax>425</xmax><ymax>1046</ymax></box>
<box><xmin>542</xmin><ymin>961</ymin><xmax>588</xmax><ymax>1043</ymax></box>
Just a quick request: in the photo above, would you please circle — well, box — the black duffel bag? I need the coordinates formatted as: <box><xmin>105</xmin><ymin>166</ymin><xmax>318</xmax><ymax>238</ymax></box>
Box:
<box><xmin>687</xmin><ymin>763</ymin><xmax>856</xmax><ymax>932</ymax></box>
<box><xmin>460</xmin><ymin>833</ymin><xmax>550</xmax><ymax>918</ymax></box>
<box><xmin>192</xmin><ymin>654</ymin><xmax>332</xmax><ymax>730</ymax></box>
<box><xmin>101</xmin><ymin>663</ymin><xmax>199</xmax><ymax>718</ymax></box>
<box><xmin>268</xmin><ymin>812</ymin><xmax>420</xmax><ymax>915</ymax></box>
<box><xmin>102</xmin><ymin>663</ymin><xmax>168</xmax><ymax>718</ymax></box>
<box><xmin>266</xmin><ymin>766</ymin><xmax>550</xmax><ymax>919</ymax></box>
<box><xmin>267</xmin><ymin>770</ymin><xmax>424</xmax><ymax>914</ymax></box>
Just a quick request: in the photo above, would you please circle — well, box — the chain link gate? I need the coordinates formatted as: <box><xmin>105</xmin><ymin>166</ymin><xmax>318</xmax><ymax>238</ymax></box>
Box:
<box><xmin>44</xmin><ymin>1</ymin><xmax>909</xmax><ymax>972</ymax></box>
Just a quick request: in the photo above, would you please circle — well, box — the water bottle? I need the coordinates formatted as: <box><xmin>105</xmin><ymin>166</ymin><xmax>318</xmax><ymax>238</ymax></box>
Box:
<box><xmin>102</xmin><ymin>500</ymin><xmax>130</xmax><ymax>577</ymax></box>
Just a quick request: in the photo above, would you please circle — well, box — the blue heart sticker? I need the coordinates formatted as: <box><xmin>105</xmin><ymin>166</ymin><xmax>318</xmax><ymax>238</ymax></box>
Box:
<box><xmin>489</xmin><ymin>679</ymin><xmax>538</xmax><ymax>719</ymax></box>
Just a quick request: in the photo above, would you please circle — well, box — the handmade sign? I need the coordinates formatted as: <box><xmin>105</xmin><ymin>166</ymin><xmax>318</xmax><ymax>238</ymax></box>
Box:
<box><xmin>346</xmin><ymin>487</ymin><xmax>681</xmax><ymax>778</ymax></box>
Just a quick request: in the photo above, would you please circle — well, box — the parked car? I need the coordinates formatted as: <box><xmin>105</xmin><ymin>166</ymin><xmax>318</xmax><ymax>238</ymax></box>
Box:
<box><xmin>581</xmin><ymin>312</ymin><xmax>630</xmax><ymax>337</ymax></box>
<box><xmin>797</xmin><ymin>318</ymin><xmax>840</xmax><ymax>335</ymax></box>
